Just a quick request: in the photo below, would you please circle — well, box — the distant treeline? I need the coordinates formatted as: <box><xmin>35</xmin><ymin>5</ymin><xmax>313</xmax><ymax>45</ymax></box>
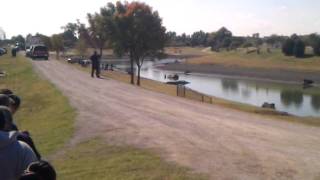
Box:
<box><xmin>165</xmin><ymin>27</ymin><xmax>320</xmax><ymax>57</ymax></box>
<box><xmin>1</xmin><ymin>26</ymin><xmax>320</xmax><ymax>59</ymax></box>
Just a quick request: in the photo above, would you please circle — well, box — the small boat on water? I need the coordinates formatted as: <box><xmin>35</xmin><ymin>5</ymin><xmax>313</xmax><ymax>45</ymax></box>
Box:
<box><xmin>0</xmin><ymin>70</ymin><xmax>6</xmax><ymax>77</ymax></box>
<box><xmin>167</xmin><ymin>74</ymin><xmax>179</xmax><ymax>80</ymax></box>
<box><xmin>184</xmin><ymin>70</ymin><xmax>191</xmax><ymax>75</ymax></box>
<box><xmin>303</xmin><ymin>79</ymin><xmax>314</xmax><ymax>85</ymax></box>
<box><xmin>166</xmin><ymin>80</ymin><xmax>190</xmax><ymax>85</ymax></box>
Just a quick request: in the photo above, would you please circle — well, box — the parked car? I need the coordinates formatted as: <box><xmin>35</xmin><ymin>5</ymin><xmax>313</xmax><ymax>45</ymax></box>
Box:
<box><xmin>2</xmin><ymin>48</ymin><xmax>7</xmax><ymax>54</ymax></box>
<box><xmin>30</xmin><ymin>45</ymin><xmax>49</xmax><ymax>60</ymax></box>
<box><xmin>0</xmin><ymin>48</ymin><xmax>7</xmax><ymax>55</ymax></box>
<box><xmin>79</xmin><ymin>59</ymin><xmax>91</xmax><ymax>67</ymax></box>
<box><xmin>25</xmin><ymin>46</ymin><xmax>34</xmax><ymax>57</ymax></box>
<box><xmin>67</xmin><ymin>57</ymin><xmax>83</xmax><ymax>64</ymax></box>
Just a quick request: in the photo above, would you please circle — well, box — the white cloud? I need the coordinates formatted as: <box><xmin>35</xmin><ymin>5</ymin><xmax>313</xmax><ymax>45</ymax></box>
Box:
<box><xmin>279</xmin><ymin>5</ymin><xmax>288</xmax><ymax>11</ymax></box>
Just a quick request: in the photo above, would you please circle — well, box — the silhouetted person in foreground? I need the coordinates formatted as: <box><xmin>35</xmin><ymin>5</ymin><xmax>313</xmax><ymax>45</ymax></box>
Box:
<box><xmin>90</xmin><ymin>51</ymin><xmax>101</xmax><ymax>78</ymax></box>
<box><xmin>0</xmin><ymin>89</ymin><xmax>14</xmax><ymax>95</ymax></box>
<box><xmin>19</xmin><ymin>172</ymin><xmax>41</xmax><ymax>180</ymax></box>
<box><xmin>0</xmin><ymin>94</ymin><xmax>42</xmax><ymax>159</ymax></box>
<box><xmin>20</xmin><ymin>160</ymin><xmax>56</xmax><ymax>180</ymax></box>
<box><xmin>0</xmin><ymin>106</ymin><xmax>37</xmax><ymax>180</ymax></box>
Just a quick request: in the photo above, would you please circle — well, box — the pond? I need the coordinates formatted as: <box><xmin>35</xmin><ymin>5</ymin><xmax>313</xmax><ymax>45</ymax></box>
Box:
<box><xmin>102</xmin><ymin>59</ymin><xmax>320</xmax><ymax>118</ymax></box>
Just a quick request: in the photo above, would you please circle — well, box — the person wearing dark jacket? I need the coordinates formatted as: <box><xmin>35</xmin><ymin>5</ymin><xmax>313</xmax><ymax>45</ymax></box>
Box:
<box><xmin>0</xmin><ymin>105</ymin><xmax>42</xmax><ymax>160</ymax></box>
<box><xmin>0</xmin><ymin>94</ymin><xmax>12</xmax><ymax>107</ymax></box>
<box><xmin>90</xmin><ymin>51</ymin><xmax>101</xmax><ymax>78</ymax></box>
<box><xmin>0</xmin><ymin>107</ymin><xmax>37</xmax><ymax>180</ymax></box>
<box><xmin>21</xmin><ymin>160</ymin><xmax>56</xmax><ymax>180</ymax></box>
<box><xmin>0</xmin><ymin>91</ymin><xmax>20</xmax><ymax>129</ymax></box>
<box><xmin>11</xmin><ymin>48</ymin><xmax>17</xmax><ymax>57</ymax></box>
<box><xmin>0</xmin><ymin>89</ymin><xmax>13</xmax><ymax>95</ymax></box>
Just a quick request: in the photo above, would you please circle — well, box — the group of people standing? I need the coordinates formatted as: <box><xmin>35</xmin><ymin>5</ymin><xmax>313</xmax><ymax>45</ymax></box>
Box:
<box><xmin>0</xmin><ymin>89</ymin><xmax>56</xmax><ymax>180</ymax></box>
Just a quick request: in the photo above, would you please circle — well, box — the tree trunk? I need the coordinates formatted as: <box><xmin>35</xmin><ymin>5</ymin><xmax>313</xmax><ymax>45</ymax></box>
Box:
<box><xmin>137</xmin><ymin>65</ymin><xmax>141</xmax><ymax>86</ymax></box>
<box><xmin>129</xmin><ymin>52</ymin><xmax>134</xmax><ymax>85</ymax></box>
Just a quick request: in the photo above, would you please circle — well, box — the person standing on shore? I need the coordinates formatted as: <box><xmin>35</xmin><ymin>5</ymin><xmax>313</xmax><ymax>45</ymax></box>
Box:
<box><xmin>90</xmin><ymin>51</ymin><xmax>101</xmax><ymax>78</ymax></box>
<box><xmin>11</xmin><ymin>48</ymin><xmax>17</xmax><ymax>57</ymax></box>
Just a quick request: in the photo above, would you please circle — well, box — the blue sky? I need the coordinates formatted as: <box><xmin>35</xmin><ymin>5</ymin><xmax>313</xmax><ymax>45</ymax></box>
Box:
<box><xmin>1</xmin><ymin>0</ymin><xmax>319</xmax><ymax>38</ymax></box>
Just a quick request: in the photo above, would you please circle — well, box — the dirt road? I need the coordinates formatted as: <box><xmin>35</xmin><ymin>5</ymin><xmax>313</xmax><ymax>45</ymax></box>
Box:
<box><xmin>32</xmin><ymin>60</ymin><xmax>320</xmax><ymax>180</ymax></box>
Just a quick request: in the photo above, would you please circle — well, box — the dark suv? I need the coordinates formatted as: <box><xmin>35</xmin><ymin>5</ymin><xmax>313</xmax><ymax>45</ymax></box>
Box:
<box><xmin>31</xmin><ymin>45</ymin><xmax>49</xmax><ymax>60</ymax></box>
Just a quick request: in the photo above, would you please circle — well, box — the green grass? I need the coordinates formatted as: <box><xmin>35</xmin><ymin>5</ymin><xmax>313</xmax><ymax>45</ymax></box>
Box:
<box><xmin>169</xmin><ymin>47</ymin><xmax>320</xmax><ymax>72</ymax></box>
<box><xmin>0</xmin><ymin>53</ymin><xmax>75</xmax><ymax>156</ymax></box>
<box><xmin>54</xmin><ymin>139</ymin><xmax>206</xmax><ymax>180</ymax></box>
<box><xmin>0</xmin><ymin>53</ymin><xmax>207</xmax><ymax>179</ymax></box>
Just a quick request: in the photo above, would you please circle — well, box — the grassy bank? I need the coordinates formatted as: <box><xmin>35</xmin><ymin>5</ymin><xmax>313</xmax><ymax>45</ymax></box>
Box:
<box><xmin>54</xmin><ymin>139</ymin><xmax>206</xmax><ymax>180</ymax></box>
<box><xmin>0</xmin><ymin>53</ymin><xmax>75</xmax><ymax>156</ymax></box>
<box><xmin>166</xmin><ymin>47</ymin><xmax>320</xmax><ymax>72</ymax></box>
<box><xmin>1</xmin><ymin>53</ymin><xmax>206</xmax><ymax>179</ymax></box>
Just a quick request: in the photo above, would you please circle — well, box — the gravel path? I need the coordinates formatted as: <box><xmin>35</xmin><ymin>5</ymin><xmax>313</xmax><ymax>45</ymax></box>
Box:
<box><xmin>32</xmin><ymin>60</ymin><xmax>320</xmax><ymax>180</ymax></box>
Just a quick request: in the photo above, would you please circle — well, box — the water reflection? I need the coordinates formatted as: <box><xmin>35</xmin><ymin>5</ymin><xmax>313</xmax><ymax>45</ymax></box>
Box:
<box><xmin>221</xmin><ymin>79</ymin><xmax>239</xmax><ymax>93</ymax></box>
<box><xmin>280</xmin><ymin>90</ymin><xmax>304</xmax><ymax>108</ymax></box>
<box><xmin>311</xmin><ymin>94</ymin><xmax>320</xmax><ymax>111</ymax></box>
<box><xmin>241</xmin><ymin>87</ymin><xmax>251</xmax><ymax>98</ymax></box>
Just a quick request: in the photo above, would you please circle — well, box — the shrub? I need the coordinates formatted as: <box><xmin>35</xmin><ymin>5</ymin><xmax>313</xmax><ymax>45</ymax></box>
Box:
<box><xmin>313</xmin><ymin>39</ymin><xmax>320</xmax><ymax>56</ymax></box>
<box><xmin>293</xmin><ymin>40</ymin><xmax>305</xmax><ymax>58</ymax></box>
<box><xmin>282</xmin><ymin>38</ymin><xmax>294</xmax><ymax>56</ymax></box>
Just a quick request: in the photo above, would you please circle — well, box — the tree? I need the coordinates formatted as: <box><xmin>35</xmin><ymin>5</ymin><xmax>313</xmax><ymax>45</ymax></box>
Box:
<box><xmin>165</xmin><ymin>31</ymin><xmax>177</xmax><ymax>46</ymax></box>
<box><xmin>61</xmin><ymin>23</ymin><xmax>78</xmax><ymax>48</ymax></box>
<box><xmin>35</xmin><ymin>33</ymin><xmax>52</xmax><ymax>50</ymax></box>
<box><xmin>307</xmin><ymin>33</ymin><xmax>320</xmax><ymax>56</ymax></box>
<box><xmin>51</xmin><ymin>34</ymin><xmax>64</xmax><ymax>59</ymax></box>
<box><xmin>293</xmin><ymin>39</ymin><xmax>305</xmax><ymax>58</ymax></box>
<box><xmin>282</xmin><ymin>38</ymin><xmax>295</xmax><ymax>56</ymax></box>
<box><xmin>208</xmin><ymin>27</ymin><xmax>232</xmax><ymax>51</ymax></box>
<box><xmin>111</xmin><ymin>1</ymin><xmax>135</xmax><ymax>84</ymax></box>
<box><xmin>229</xmin><ymin>36</ymin><xmax>245</xmax><ymax>50</ymax></box>
<box><xmin>87</xmin><ymin>4</ymin><xmax>114</xmax><ymax>56</ymax></box>
<box><xmin>75</xmin><ymin>39</ymin><xmax>88</xmax><ymax>57</ymax></box>
<box><xmin>190</xmin><ymin>31</ymin><xmax>208</xmax><ymax>47</ymax></box>
<box><xmin>313</xmin><ymin>39</ymin><xmax>320</xmax><ymax>56</ymax></box>
<box><xmin>87</xmin><ymin>13</ymin><xmax>105</xmax><ymax>55</ymax></box>
<box><xmin>112</xmin><ymin>2</ymin><xmax>166</xmax><ymax>86</ymax></box>
<box><xmin>242</xmin><ymin>41</ymin><xmax>253</xmax><ymax>48</ymax></box>
<box><xmin>265</xmin><ymin>34</ymin><xmax>286</xmax><ymax>48</ymax></box>
<box><xmin>76</xmin><ymin>20</ymin><xmax>92</xmax><ymax>47</ymax></box>
<box><xmin>62</xmin><ymin>23</ymin><xmax>78</xmax><ymax>36</ymax></box>
<box><xmin>11</xmin><ymin>35</ymin><xmax>25</xmax><ymax>49</ymax></box>
<box><xmin>282</xmin><ymin>34</ymin><xmax>306</xmax><ymax>58</ymax></box>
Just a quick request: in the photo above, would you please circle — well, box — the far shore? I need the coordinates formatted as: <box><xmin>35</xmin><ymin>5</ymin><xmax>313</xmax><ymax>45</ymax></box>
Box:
<box><xmin>161</xmin><ymin>63</ymin><xmax>320</xmax><ymax>85</ymax></box>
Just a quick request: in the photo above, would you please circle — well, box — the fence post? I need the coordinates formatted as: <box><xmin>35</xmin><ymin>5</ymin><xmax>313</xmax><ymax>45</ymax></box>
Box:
<box><xmin>202</xmin><ymin>95</ymin><xmax>204</xmax><ymax>102</ymax></box>
<box><xmin>176</xmin><ymin>85</ymin><xmax>178</xmax><ymax>97</ymax></box>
